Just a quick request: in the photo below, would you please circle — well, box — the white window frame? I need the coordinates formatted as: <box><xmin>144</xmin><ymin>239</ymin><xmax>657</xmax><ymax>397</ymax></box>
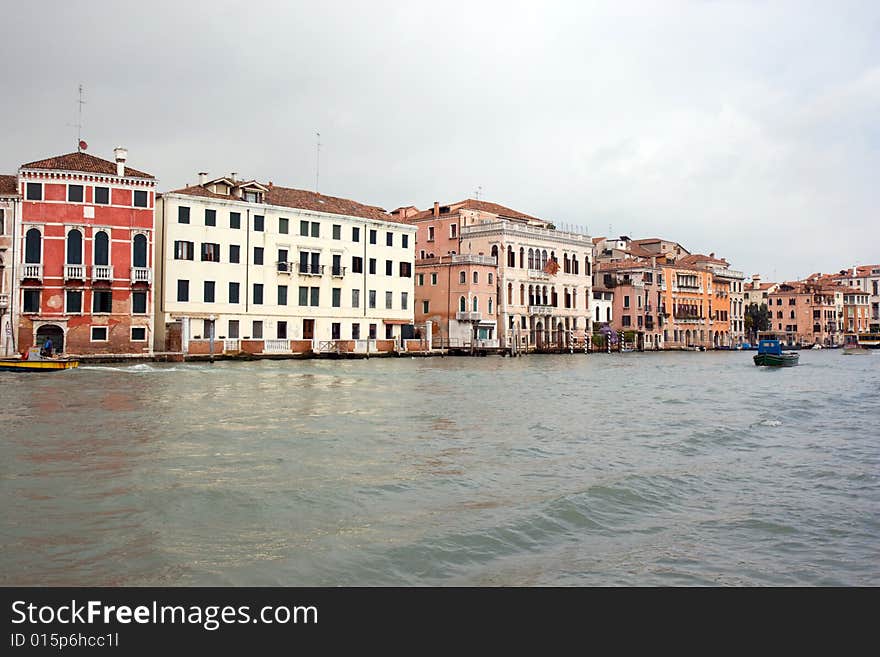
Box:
<box><xmin>90</xmin><ymin>326</ymin><xmax>109</xmax><ymax>342</ymax></box>
<box><xmin>130</xmin><ymin>326</ymin><xmax>148</xmax><ymax>342</ymax></box>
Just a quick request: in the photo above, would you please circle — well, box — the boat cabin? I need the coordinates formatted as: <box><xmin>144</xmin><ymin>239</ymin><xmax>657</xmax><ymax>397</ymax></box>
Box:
<box><xmin>757</xmin><ymin>339</ymin><xmax>783</xmax><ymax>355</ymax></box>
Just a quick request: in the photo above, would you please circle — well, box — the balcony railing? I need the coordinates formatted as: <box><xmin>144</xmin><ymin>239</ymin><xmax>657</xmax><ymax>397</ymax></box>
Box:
<box><xmin>130</xmin><ymin>267</ymin><xmax>152</xmax><ymax>283</ymax></box>
<box><xmin>0</xmin><ymin>293</ymin><xmax>8</xmax><ymax>309</ymax></box>
<box><xmin>263</xmin><ymin>339</ymin><xmax>292</xmax><ymax>353</ymax></box>
<box><xmin>528</xmin><ymin>305</ymin><xmax>555</xmax><ymax>315</ymax></box>
<box><xmin>20</xmin><ymin>264</ymin><xmax>42</xmax><ymax>281</ymax></box>
<box><xmin>223</xmin><ymin>339</ymin><xmax>241</xmax><ymax>353</ymax></box>
<box><xmin>331</xmin><ymin>266</ymin><xmax>346</xmax><ymax>278</ymax></box>
<box><xmin>451</xmin><ymin>254</ymin><xmax>497</xmax><ymax>266</ymax></box>
<box><xmin>456</xmin><ymin>311</ymin><xmax>482</xmax><ymax>322</ymax></box>
<box><xmin>298</xmin><ymin>263</ymin><xmax>324</xmax><ymax>276</ymax></box>
<box><xmin>65</xmin><ymin>264</ymin><xmax>86</xmax><ymax>280</ymax></box>
<box><xmin>527</xmin><ymin>269</ymin><xmax>550</xmax><ymax>281</ymax></box>
<box><xmin>92</xmin><ymin>265</ymin><xmax>113</xmax><ymax>281</ymax></box>
<box><xmin>277</xmin><ymin>261</ymin><xmax>292</xmax><ymax>274</ymax></box>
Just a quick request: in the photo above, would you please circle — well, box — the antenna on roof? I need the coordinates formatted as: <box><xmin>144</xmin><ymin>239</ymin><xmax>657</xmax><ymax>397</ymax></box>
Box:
<box><xmin>68</xmin><ymin>84</ymin><xmax>86</xmax><ymax>152</ymax></box>
<box><xmin>315</xmin><ymin>131</ymin><xmax>321</xmax><ymax>194</ymax></box>
<box><xmin>475</xmin><ymin>185</ymin><xmax>482</xmax><ymax>201</ymax></box>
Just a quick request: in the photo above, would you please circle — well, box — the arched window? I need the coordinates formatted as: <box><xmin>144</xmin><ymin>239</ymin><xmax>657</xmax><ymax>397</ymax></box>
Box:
<box><xmin>459</xmin><ymin>296</ymin><xmax>466</xmax><ymax>312</ymax></box>
<box><xmin>519</xmin><ymin>247</ymin><xmax>524</xmax><ymax>268</ymax></box>
<box><xmin>507</xmin><ymin>283</ymin><xmax>513</xmax><ymax>304</ymax></box>
<box><xmin>473</xmin><ymin>296</ymin><xmax>478</xmax><ymax>312</ymax></box>
<box><xmin>528</xmin><ymin>285</ymin><xmax>534</xmax><ymax>305</ymax></box>
<box><xmin>473</xmin><ymin>271</ymin><xmax>478</xmax><ymax>284</ymax></box>
<box><xmin>606</xmin><ymin>307</ymin><xmax>611</xmax><ymax>322</ymax></box>
<box><xmin>488</xmin><ymin>298</ymin><xmax>493</xmax><ymax>314</ymax></box>
<box><xmin>66</xmin><ymin>229</ymin><xmax>83</xmax><ymax>264</ymax></box>
<box><xmin>541</xmin><ymin>250</ymin><xmax>548</xmax><ymax>269</ymax></box>
<box><xmin>573</xmin><ymin>257</ymin><xmax>579</xmax><ymax>275</ymax></box>
<box><xmin>595</xmin><ymin>306</ymin><xmax>600</xmax><ymax>322</ymax></box>
<box><xmin>586</xmin><ymin>258</ymin><xmax>591</xmax><ymax>276</ymax></box>
<box><xmin>133</xmin><ymin>234</ymin><xmax>148</xmax><ymax>268</ymax></box>
<box><xmin>563</xmin><ymin>254</ymin><xmax>569</xmax><ymax>273</ymax></box>
<box><xmin>491</xmin><ymin>245</ymin><xmax>498</xmax><ymax>262</ymax></box>
<box><xmin>25</xmin><ymin>228</ymin><xmax>41</xmax><ymax>263</ymax></box>
<box><xmin>520</xmin><ymin>284</ymin><xmax>525</xmax><ymax>305</ymax></box>
<box><xmin>459</xmin><ymin>271</ymin><xmax>466</xmax><ymax>284</ymax></box>
<box><xmin>94</xmin><ymin>231</ymin><xmax>110</xmax><ymax>266</ymax></box>
<box><xmin>542</xmin><ymin>286</ymin><xmax>548</xmax><ymax>305</ymax></box>
<box><xmin>488</xmin><ymin>273</ymin><xmax>493</xmax><ymax>285</ymax></box>
<box><xmin>528</xmin><ymin>249</ymin><xmax>534</xmax><ymax>269</ymax></box>
<box><xmin>507</xmin><ymin>246</ymin><xmax>515</xmax><ymax>267</ymax></box>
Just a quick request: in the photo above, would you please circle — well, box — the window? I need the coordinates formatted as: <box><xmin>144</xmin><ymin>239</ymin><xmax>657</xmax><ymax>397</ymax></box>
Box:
<box><xmin>352</xmin><ymin>227</ymin><xmax>360</xmax><ymax>242</ymax></box>
<box><xmin>93</xmin><ymin>290</ymin><xmax>112</xmax><ymax>313</ymax></box>
<box><xmin>352</xmin><ymin>289</ymin><xmax>360</xmax><ymax>308</ymax></box>
<box><xmin>278</xmin><ymin>285</ymin><xmax>288</xmax><ymax>306</ymax></box>
<box><xmin>488</xmin><ymin>298</ymin><xmax>493</xmax><ymax>314</ymax></box>
<box><xmin>66</xmin><ymin>229</ymin><xmax>83</xmax><ymax>264</ymax></box>
<box><xmin>230</xmin><ymin>212</ymin><xmax>241</xmax><ymax>229</ymax></box>
<box><xmin>331</xmin><ymin>322</ymin><xmax>341</xmax><ymax>340</ymax></box>
<box><xmin>299</xmin><ymin>286</ymin><xmax>309</xmax><ymax>306</ymax></box>
<box><xmin>91</xmin><ymin>326</ymin><xmax>108</xmax><ymax>342</ymax></box>
<box><xmin>26</xmin><ymin>183</ymin><xmax>42</xmax><ymax>200</ymax></box>
<box><xmin>459</xmin><ymin>271</ymin><xmax>466</xmax><ymax>284</ymax></box>
<box><xmin>228</xmin><ymin>320</ymin><xmax>239</xmax><ymax>339</ymax></box>
<box><xmin>300</xmin><ymin>251</ymin><xmax>321</xmax><ymax>274</ymax></box>
<box><xmin>132</xmin><ymin>291</ymin><xmax>147</xmax><ymax>314</ymax></box>
<box><xmin>450</xmin><ymin>224</ymin><xmax>457</xmax><ymax>238</ymax></box>
<box><xmin>402</xmin><ymin>234</ymin><xmax>409</xmax><ymax>249</ymax></box>
<box><xmin>352</xmin><ymin>323</ymin><xmax>361</xmax><ymax>339</ymax></box>
<box><xmin>369</xmin><ymin>230</ymin><xmax>377</xmax><ymax>244</ymax></box>
<box><xmin>133</xmin><ymin>190</ymin><xmax>148</xmax><ymax>208</ymax></box>
<box><xmin>23</xmin><ymin>290</ymin><xmax>40</xmax><ymax>313</ymax></box>
<box><xmin>459</xmin><ymin>296</ymin><xmax>466</xmax><ymax>312</ymax></box>
<box><xmin>431</xmin><ymin>273</ymin><xmax>437</xmax><ymax>285</ymax></box>
<box><xmin>310</xmin><ymin>222</ymin><xmax>320</xmax><ymax>238</ymax></box>
<box><xmin>253</xmin><ymin>215</ymin><xmax>264</xmax><ymax>231</ymax></box>
<box><xmin>417</xmin><ymin>273</ymin><xmax>424</xmax><ymax>286</ymax></box>
<box><xmin>369</xmin><ymin>323</ymin><xmax>377</xmax><ymax>339</ymax></box>
<box><xmin>399</xmin><ymin>262</ymin><xmax>412</xmax><ymax>278</ymax></box>
<box><xmin>624</xmin><ymin>295</ymin><xmax>630</xmax><ymax>308</ymax></box>
<box><xmin>253</xmin><ymin>247</ymin><xmax>264</xmax><ymax>265</ymax></box>
<box><xmin>177</xmin><ymin>280</ymin><xmax>189</xmax><ymax>302</ymax></box>
<box><xmin>66</xmin><ymin>290</ymin><xmax>82</xmax><ymax>313</ymax></box>
<box><xmin>68</xmin><ymin>185</ymin><xmax>84</xmax><ymax>202</ymax></box>
<box><xmin>178</xmin><ymin>206</ymin><xmax>190</xmax><ymax>224</ymax></box>
<box><xmin>201</xmin><ymin>242</ymin><xmax>220</xmax><ymax>262</ymax></box>
<box><xmin>422</xmin><ymin>300</ymin><xmax>429</xmax><ymax>314</ymax></box>
<box><xmin>473</xmin><ymin>297</ymin><xmax>478</xmax><ymax>312</ymax></box>
<box><xmin>310</xmin><ymin>287</ymin><xmax>320</xmax><ymax>306</ymax></box>
<box><xmin>94</xmin><ymin>231</ymin><xmax>110</xmax><ymax>266</ymax></box>
<box><xmin>622</xmin><ymin>315</ymin><xmax>631</xmax><ymax>327</ymax></box>
<box><xmin>278</xmin><ymin>321</ymin><xmax>288</xmax><ymax>339</ymax></box>
<box><xmin>133</xmin><ymin>234</ymin><xmax>148</xmax><ymax>267</ymax></box>
<box><xmin>352</xmin><ymin>256</ymin><xmax>363</xmax><ymax>273</ymax></box>
<box><xmin>369</xmin><ymin>290</ymin><xmax>376</xmax><ymax>308</ymax></box>
<box><xmin>385</xmin><ymin>324</ymin><xmax>394</xmax><ymax>339</ymax></box>
<box><xmin>253</xmin><ymin>321</ymin><xmax>263</xmax><ymax>339</ymax></box>
<box><xmin>427</xmin><ymin>226</ymin><xmax>434</xmax><ymax>242</ymax></box>
<box><xmin>369</xmin><ymin>258</ymin><xmax>376</xmax><ymax>274</ymax></box>
<box><xmin>253</xmin><ymin>283</ymin><xmax>264</xmax><ymax>304</ymax></box>
<box><xmin>386</xmin><ymin>260</ymin><xmax>393</xmax><ymax>276</ymax></box>
<box><xmin>228</xmin><ymin>282</ymin><xmax>240</xmax><ymax>304</ymax></box>
<box><xmin>386</xmin><ymin>232</ymin><xmax>393</xmax><ymax>247</ymax></box>
<box><xmin>202</xmin><ymin>281</ymin><xmax>215</xmax><ymax>303</ymax></box>
<box><xmin>131</xmin><ymin>327</ymin><xmax>147</xmax><ymax>341</ymax></box>
<box><xmin>385</xmin><ymin>291</ymin><xmax>393</xmax><ymax>309</ymax></box>
<box><xmin>473</xmin><ymin>271</ymin><xmax>479</xmax><ymax>284</ymax></box>
<box><xmin>94</xmin><ymin>186</ymin><xmax>109</xmax><ymax>204</ymax></box>
<box><xmin>279</xmin><ymin>217</ymin><xmax>289</xmax><ymax>234</ymax></box>
<box><xmin>401</xmin><ymin>292</ymin><xmax>408</xmax><ymax>310</ymax></box>
<box><xmin>229</xmin><ymin>245</ymin><xmax>240</xmax><ymax>263</ymax></box>
<box><xmin>331</xmin><ymin>254</ymin><xmax>342</xmax><ymax>276</ymax></box>
<box><xmin>300</xmin><ymin>220</ymin><xmax>309</xmax><ymax>236</ymax></box>
<box><xmin>332</xmin><ymin>288</ymin><xmax>341</xmax><ymax>307</ymax></box>
<box><xmin>333</xmin><ymin>224</ymin><xmax>341</xmax><ymax>240</ymax></box>
<box><xmin>205</xmin><ymin>209</ymin><xmax>216</xmax><ymax>226</ymax></box>
<box><xmin>278</xmin><ymin>249</ymin><xmax>289</xmax><ymax>272</ymax></box>
<box><xmin>488</xmin><ymin>273</ymin><xmax>493</xmax><ymax>285</ymax></box>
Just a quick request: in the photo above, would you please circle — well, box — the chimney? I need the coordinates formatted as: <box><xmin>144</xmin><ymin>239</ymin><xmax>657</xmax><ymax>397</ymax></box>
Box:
<box><xmin>433</xmin><ymin>201</ymin><xmax>439</xmax><ymax>217</ymax></box>
<box><xmin>198</xmin><ymin>172</ymin><xmax>208</xmax><ymax>185</ymax></box>
<box><xmin>114</xmin><ymin>147</ymin><xmax>128</xmax><ymax>177</ymax></box>
<box><xmin>230</xmin><ymin>172</ymin><xmax>238</xmax><ymax>182</ymax></box>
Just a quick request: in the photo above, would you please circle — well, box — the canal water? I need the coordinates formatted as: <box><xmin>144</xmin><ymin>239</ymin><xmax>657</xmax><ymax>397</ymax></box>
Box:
<box><xmin>1</xmin><ymin>350</ymin><xmax>877</xmax><ymax>586</ymax></box>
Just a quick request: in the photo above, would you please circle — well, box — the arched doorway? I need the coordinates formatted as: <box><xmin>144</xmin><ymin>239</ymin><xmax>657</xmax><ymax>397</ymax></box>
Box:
<box><xmin>535</xmin><ymin>321</ymin><xmax>544</xmax><ymax>350</ymax></box>
<box><xmin>36</xmin><ymin>324</ymin><xmax>65</xmax><ymax>354</ymax></box>
<box><xmin>556</xmin><ymin>322</ymin><xmax>565</xmax><ymax>347</ymax></box>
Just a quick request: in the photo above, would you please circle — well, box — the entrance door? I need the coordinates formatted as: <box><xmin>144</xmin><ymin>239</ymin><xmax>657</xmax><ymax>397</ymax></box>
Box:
<box><xmin>535</xmin><ymin>321</ymin><xmax>544</xmax><ymax>349</ymax></box>
<box><xmin>303</xmin><ymin>319</ymin><xmax>315</xmax><ymax>340</ymax></box>
<box><xmin>36</xmin><ymin>324</ymin><xmax>64</xmax><ymax>354</ymax></box>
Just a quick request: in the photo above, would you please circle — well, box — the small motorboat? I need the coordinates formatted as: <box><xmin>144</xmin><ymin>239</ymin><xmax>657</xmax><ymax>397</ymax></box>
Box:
<box><xmin>842</xmin><ymin>333</ymin><xmax>870</xmax><ymax>355</ymax></box>
<box><xmin>0</xmin><ymin>347</ymin><xmax>80</xmax><ymax>372</ymax></box>
<box><xmin>753</xmin><ymin>339</ymin><xmax>799</xmax><ymax>367</ymax></box>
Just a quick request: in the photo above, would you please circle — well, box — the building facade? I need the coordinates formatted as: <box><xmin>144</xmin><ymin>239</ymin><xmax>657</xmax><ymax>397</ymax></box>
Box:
<box><xmin>155</xmin><ymin>175</ymin><xmax>416</xmax><ymax>354</ymax></box>
<box><xmin>15</xmin><ymin>149</ymin><xmax>157</xmax><ymax>355</ymax></box>
<box><xmin>0</xmin><ymin>175</ymin><xmax>19</xmax><ymax>355</ymax></box>
<box><xmin>768</xmin><ymin>282</ymin><xmax>843</xmax><ymax>346</ymax></box>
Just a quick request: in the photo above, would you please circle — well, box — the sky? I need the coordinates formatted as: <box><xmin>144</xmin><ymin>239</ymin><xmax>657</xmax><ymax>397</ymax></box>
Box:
<box><xmin>2</xmin><ymin>0</ymin><xmax>878</xmax><ymax>281</ymax></box>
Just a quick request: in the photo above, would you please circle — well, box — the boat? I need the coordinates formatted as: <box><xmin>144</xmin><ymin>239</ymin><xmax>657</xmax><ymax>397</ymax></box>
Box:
<box><xmin>753</xmin><ymin>339</ymin><xmax>799</xmax><ymax>367</ymax></box>
<box><xmin>842</xmin><ymin>333</ymin><xmax>870</xmax><ymax>355</ymax></box>
<box><xmin>856</xmin><ymin>333</ymin><xmax>880</xmax><ymax>349</ymax></box>
<box><xmin>0</xmin><ymin>347</ymin><xmax>80</xmax><ymax>372</ymax></box>
<box><xmin>811</xmin><ymin>344</ymin><xmax>823</xmax><ymax>350</ymax></box>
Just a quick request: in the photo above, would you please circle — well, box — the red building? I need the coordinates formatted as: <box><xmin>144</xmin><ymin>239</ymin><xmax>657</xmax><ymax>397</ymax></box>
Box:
<box><xmin>15</xmin><ymin>148</ymin><xmax>157</xmax><ymax>355</ymax></box>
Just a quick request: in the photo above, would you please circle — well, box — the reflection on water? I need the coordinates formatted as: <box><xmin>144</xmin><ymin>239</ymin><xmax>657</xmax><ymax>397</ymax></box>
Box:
<box><xmin>1</xmin><ymin>351</ymin><xmax>878</xmax><ymax>586</ymax></box>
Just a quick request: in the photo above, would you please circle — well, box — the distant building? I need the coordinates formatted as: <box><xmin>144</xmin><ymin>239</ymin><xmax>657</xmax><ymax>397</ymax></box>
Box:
<box><xmin>767</xmin><ymin>281</ymin><xmax>843</xmax><ymax>347</ymax></box>
<box><xmin>0</xmin><ymin>175</ymin><xmax>19</xmax><ymax>356</ymax></box>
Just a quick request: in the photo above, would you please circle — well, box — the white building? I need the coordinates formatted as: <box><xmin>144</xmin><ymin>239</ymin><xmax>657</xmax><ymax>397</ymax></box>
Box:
<box><xmin>155</xmin><ymin>175</ymin><xmax>416</xmax><ymax>354</ymax></box>
<box><xmin>0</xmin><ymin>175</ymin><xmax>19</xmax><ymax>356</ymax></box>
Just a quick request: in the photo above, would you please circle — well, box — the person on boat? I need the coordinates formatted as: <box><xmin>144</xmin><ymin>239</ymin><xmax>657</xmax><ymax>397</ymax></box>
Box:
<box><xmin>41</xmin><ymin>337</ymin><xmax>53</xmax><ymax>357</ymax></box>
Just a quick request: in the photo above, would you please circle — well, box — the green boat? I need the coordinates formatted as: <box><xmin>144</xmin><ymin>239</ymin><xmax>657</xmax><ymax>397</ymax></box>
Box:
<box><xmin>753</xmin><ymin>339</ymin><xmax>799</xmax><ymax>367</ymax></box>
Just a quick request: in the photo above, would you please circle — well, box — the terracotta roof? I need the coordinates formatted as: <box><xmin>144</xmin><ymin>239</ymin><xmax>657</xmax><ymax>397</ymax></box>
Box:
<box><xmin>597</xmin><ymin>259</ymin><xmax>654</xmax><ymax>271</ymax></box>
<box><xmin>676</xmin><ymin>253</ymin><xmax>729</xmax><ymax>268</ymax></box>
<box><xmin>166</xmin><ymin>183</ymin><xmax>397</xmax><ymax>223</ymax></box>
<box><xmin>0</xmin><ymin>174</ymin><xmax>18</xmax><ymax>196</ymax></box>
<box><xmin>21</xmin><ymin>151</ymin><xmax>154</xmax><ymax>179</ymax></box>
<box><xmin>406</xmin><ymin>199</ymin><xmax>548</xmax><ymax>224</ymax></box>
<box><xmin>745</xmin><ymin>282</ymin><xmax>775</xmax><ymax>291</ymax></box>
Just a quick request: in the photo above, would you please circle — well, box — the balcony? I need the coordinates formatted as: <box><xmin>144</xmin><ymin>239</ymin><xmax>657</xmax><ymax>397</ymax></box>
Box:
<box><xmin>331</xmin><ymin>266</ymin><xmax>346</xmax><ymax>278</ymax></box>
<box><xmin>263</xmin><ymin>339</ymin><xmax>292</xmax><ymax>354</ymax></box>
<box><xmin>276</xmin><ymin>261</ymin><xmax>292</xmax><ymax>274</ymax></box>
<box><xmin>527</xmin><ymin>269</ymin><xmax>550</xmax><ymax>281</ymax></box>
<box><xmin>298</xmin><ymin>263</ymin><xmax>324</xmax><ymax>276</ymax></box>
<box><xmin>0</xmin><ymin>293</ymin><xmax>8</xmax><ymax>309</ymax></box>
<box><xmin>130</xmin><ymin>266</ymin><xmax>152</xmax><ymax>284</ymax></box>
<box><xmin>673</xmin><ymin>314</ymin><xmax>701</xmax><ymax>323</ymax></box>
<box><xmin>65</xmin><ymin>264</ymin><xmax>86</xmax><ymax>280</ymax></box>
<box><xmin>20</xmin><ymin>264</ymin><xmax>42</xmax><ymax>281</ymax></box>
<box><xmin>92</xmin><ymin>265</ymin><xmax>113</xmax><ymax>282</ymax></box>
<box><xmin>528</xmin><ymin>305</ymin><xmax>555</xmax><ymax>315</ymax></box>
<box><xmin>456</xmin><ymin>311</ymin><xmax>482</xmax><ymax>322</ymax></box>
<box><xmin>451</xmin><ymin>254</ymin><xmax>496</xmax><ymax>266</ymax></box>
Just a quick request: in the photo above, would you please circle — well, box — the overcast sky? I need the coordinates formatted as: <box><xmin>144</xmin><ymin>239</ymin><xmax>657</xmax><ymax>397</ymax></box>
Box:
<box><xmin>2</xmin><ymin>1</ymin><xmax>878</xmax><ymax>280</ymax></box>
